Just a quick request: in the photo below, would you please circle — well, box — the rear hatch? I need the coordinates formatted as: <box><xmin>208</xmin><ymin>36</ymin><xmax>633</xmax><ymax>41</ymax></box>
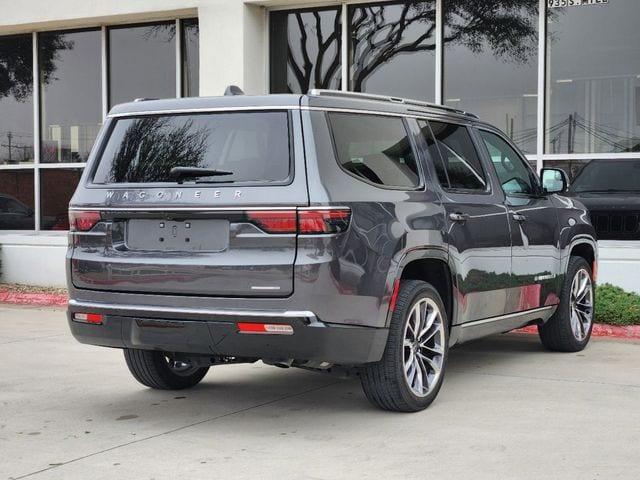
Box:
<box><xmin>70</xmin><ymin>107</ymin><xmax>308</xmax><ymax>298</ymax></box>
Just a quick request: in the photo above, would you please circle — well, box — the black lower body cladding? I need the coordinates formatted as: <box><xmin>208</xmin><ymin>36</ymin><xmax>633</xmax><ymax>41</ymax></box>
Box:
<box><xmin>67</xmin><ymin>312</ymin><xmax>389</xmax><ymax>365</ymax></box>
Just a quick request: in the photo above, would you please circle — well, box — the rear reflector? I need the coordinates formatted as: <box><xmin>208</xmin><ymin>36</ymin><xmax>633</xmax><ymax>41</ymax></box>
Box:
<box><xmin>389</xmin><ymin>279</ymin><xmax>401</xmax><ymax>312</ymax></box>
<box><xmin>69</xmin><ymin>211</ymin><xmax>101</xmax><ymax>232</ymax></box>
<box><xmin>298</xmin><ymin>208</ymin><xmax>351</xmax><ymax>234</ymax></box>
<box><xmin>73</xmin><ymin>313</ymin><xmax>104</xmax><ymax>325</ymax></box>
<box><xmin>237</xmin><ymin>323</ymin><xmax>294</xmax><ymax>335</ymax></box>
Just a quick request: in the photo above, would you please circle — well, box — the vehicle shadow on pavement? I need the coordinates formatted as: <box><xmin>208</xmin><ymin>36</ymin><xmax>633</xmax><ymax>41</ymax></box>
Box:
<box><xmin>88</xmin><ymin>333</ymin><xmax>546</xmax><ymax>422</ymax></box>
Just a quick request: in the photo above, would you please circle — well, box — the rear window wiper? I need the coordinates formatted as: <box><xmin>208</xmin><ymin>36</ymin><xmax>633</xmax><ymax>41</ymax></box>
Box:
<box><xmin>170</xmin><ymin>166</ymin><xmax>234</xmax><ymax>184</ymax></box>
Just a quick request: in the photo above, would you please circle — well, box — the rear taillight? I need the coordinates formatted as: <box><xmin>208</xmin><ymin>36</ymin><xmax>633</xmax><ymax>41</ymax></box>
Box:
<box><xmin>69</xmin><ymin>210</ymin><xmax>101</xmax><ymax>232</ymax></box>
<box><xmin>298</xmin><ymin>208</ymin><xmax>351</xmax><ymax>234</ymax></box>
<box><xmin>246</xmin><ymin>208</ymin><xmax>351</xmax><ymax>235</ymax></box>
<box><xmin>246</xmin><ymin>210</ymin><xmax>297</xmax><ymax>234</ymax></box>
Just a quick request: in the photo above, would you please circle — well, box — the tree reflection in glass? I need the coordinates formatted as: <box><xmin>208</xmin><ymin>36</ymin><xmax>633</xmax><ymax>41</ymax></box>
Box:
<box><xmin>270</xmin><ymin>8</ymin><xmax>342</xmax><ymax>93</ymax></box>
<box><xmin>108</xmin><ymin>117</ymin><xmax>208</xmax><ymax>183</ymax></box>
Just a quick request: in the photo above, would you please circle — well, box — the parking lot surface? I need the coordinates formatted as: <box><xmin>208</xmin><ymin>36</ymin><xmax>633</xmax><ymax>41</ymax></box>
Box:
<box><xmin>1</xmin><ymin>305</ymin><xmax>639</xmax><ymax>480</ymax></box>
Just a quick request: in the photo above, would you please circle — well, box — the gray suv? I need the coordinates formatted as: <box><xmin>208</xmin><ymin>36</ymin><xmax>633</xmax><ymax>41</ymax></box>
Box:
<box><xmin>67</xmin><ymin>89</ymin><xmax>597</xmax><ymax>412</ymax></box>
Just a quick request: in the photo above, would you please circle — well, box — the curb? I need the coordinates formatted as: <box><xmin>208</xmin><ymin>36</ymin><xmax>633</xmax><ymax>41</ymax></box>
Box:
<box><xmin>0</xmin><ymin>291</ymin><xmax>68</xmax><ymax>308</ymax></box>
<box><xmin>514</xmin><ymin>324</ymin><xmax>640</xmax><ymax>340</ymax></box>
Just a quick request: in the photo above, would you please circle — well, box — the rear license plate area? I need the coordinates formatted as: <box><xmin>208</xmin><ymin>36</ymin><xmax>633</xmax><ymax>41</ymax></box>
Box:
<box><xmin>126</xmin><ymin>219</ymin><xmax>229</xmax><ymax>252</ymax></box>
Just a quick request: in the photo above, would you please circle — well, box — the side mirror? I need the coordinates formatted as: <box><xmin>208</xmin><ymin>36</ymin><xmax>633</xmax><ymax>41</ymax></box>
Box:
<box><xmin>541</xmin><ymin>168</ymin><xmax>569</xmax><ymax>194</ymax></box>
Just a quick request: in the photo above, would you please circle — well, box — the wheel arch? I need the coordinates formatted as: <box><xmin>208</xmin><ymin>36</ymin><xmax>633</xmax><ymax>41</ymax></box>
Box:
<box><xmin>566</xmin><ymin>236</ymin><xmax>598</xmax><ymax>279</ymax></box>
<box><xmin>386</xmin><ymin>248</ymin><xmax>455</xmax><ymax>330</ymax></box>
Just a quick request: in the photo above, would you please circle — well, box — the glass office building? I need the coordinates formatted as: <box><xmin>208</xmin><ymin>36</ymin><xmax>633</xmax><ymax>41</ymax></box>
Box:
<box><xmin>0</xmin><ymin>0</ymin><xmax>638</xmax><ymax>288</ymax></box>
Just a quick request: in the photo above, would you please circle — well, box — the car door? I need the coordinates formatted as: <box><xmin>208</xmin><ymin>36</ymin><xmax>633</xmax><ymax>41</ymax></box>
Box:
<box><xmin>416</xmin><ymin>119</ymin><xmax>513</xmax><ymax>324</ymax></box>
<box><xmin>474</xmin><ymin>127</ymin><xmax>562</xmax><ymax>313</ymax></box>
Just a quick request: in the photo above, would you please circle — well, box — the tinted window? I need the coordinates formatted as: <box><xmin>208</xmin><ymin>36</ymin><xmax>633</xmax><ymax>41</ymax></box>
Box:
<box><xmin>479</xmin><ymin>130</ymin><xmax>536</xmax><ymax>195</ymax></box>
<box><xmin>328</xmin><ymin>113</ymin><xmax>419</xmax><ymax>188</ymax></box>
<box><xmin>428</xmin><ymin>122</ymin><xmax>486</xmax><ymax>191</ymax></box>
<box><xmin>93</xmin><ymin>112</ymin><xmax>290</xmax><ymax>184</ymax></box>
<box><xmin>109</xmin><ymin>23</ymin><xmax>176</xmax><ymax>107</ymax></box>
<box><xmin>444</xmin><ymin>1</ymin><xmax>538</xmax><ymax>153</ymax></box>
<box><xmin>181</xmin><ymin>19</ymin><xmax>199</xmax><ymax>97</ymax></box>
<box><xmin>40</xmin><ymin>29</ymin><xmax>102</xmax><ymax>164</ymax></box>
<box><xmin>0</xmin><ymin>170</ymin><xmax>35</xmax><ymax>230</ymax></box>
<box><xmin>0</xmin><ymin>34</ymin><xmax>34</xmax><ymax>165</ymax></box>
<box><xmin>546</xmin><ymin>1</ymin><xmax>640</xmax><ymax>154</ymax></box>
<box><xmin>269</xmin><ymin>8</ymin><xmax>342</xmax><ymax>93</ymax></box>
<box><xmin>349</xmin><ymin>1</ymin><xmax>436</xmax><ymax>101</ymax></box>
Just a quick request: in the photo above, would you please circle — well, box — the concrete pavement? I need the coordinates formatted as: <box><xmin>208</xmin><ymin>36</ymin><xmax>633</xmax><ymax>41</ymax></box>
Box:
<box><xmin>1</xmin><ymin>305</ymin><xmax>639</xmax><ymax>480</ymax></box>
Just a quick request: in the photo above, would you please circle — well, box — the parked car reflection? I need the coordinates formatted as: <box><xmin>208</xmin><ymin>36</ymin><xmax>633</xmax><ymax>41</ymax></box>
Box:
<box><xmin>565</xmin><ymin>159</ymin><xmax>640</xmax><ymax>240</ymax></box>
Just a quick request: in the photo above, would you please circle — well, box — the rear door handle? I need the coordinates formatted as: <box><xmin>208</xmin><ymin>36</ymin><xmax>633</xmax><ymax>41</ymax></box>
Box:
<box><xmin>449</xmin><ymin>212</ymin><xmax>470</xmax><ymax>223</ymax></box>
<box><xmin>512</xmin><ymin>213</ymin><xmax>526</xmax><ymax>223</ymax></box>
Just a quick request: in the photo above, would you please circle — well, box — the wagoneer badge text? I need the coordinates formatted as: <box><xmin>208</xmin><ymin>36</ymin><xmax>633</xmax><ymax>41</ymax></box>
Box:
<box><xmin>105</xmin><ymin>190</ymin><xmax>243</xmax><ymax>201</ymax></box>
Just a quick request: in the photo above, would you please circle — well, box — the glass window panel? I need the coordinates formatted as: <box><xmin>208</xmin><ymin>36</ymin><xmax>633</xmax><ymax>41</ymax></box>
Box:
<box><xmin>0</xmin><ymin>34</ymin><xmax>34</xmax><ymax>165</ymax></box>
<box><xmin>181</xmin><ymin>19</ymin><xmax>199</xmax><ymax>97</ymax></box>
<box><xmin>270</xmin><ymin>8</ymin><xmax>342</xmax><ymax>93</ymax></box>
<box><xmin>93</xmin><ymin>112</ymin><xmax>291</xmax><ymax>184</ymax></box>
<box><xmin>39</xmin><ymin>29</ymin><xmax>102</xmax><ymax>164</ymax></box>
<box><xmin>109</xmin><ymin>22</ymin><xmax>176</xmax><ymax>107</ymax></box>
<box><xmin>444</xmin><ymin>1</ymin><xmax>538</xmax><ymax>154</ymax></box>
<box><xmin>0</xmin><ymin>170</ymin><xmax>35</xmax><ymax>230</ymax></box>
<box><xmin>417</xmin><ymin>120</ymin><xmax>449</xmax><ymax>187</ymax></box>
<box><xmin>546</xmin><ymin>1</ymin><xmax>640</xmax><ymax>154</ymax></box>
<box><xmin>40</xmin><ymin>168</ymin><xmax>82</xmax><ymax>230</ymax></box>
<box><xmin>328</xmin><ymin>113</ymin><xmax>419</xmax><ymax>188</ymax></box>
<box><xmin>349</xmin><ymin>1</ymin><xmax>436</xmax><ymax>101</ymax></box>
<box><xmin>479</xmin><ymin>130</ymin><xmax>537</xmax><ymax>195</ymax></box>
<box><xmin>429</xmin><ymin>121</ymin><xmax>487</xmax><ymax>191</ymax></box>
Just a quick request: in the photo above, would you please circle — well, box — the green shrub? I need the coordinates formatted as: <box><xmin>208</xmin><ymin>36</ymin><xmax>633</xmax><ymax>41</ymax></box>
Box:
<box><xmin>596</xmin><ymin>283</ymin><xmax>640</xmax><ymax>326</ymax></box>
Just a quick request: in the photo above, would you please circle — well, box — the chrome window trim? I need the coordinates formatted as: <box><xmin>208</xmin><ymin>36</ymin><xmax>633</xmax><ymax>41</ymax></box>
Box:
<box><xmin>69</xmin><ymin>206</ymin><xmax>350</xmax><ymax>212</ymax></box>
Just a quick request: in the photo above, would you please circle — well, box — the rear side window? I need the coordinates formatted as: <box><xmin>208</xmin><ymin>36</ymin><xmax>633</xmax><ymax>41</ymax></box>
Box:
<box><xmin>328</xmin><ymin>113</ymin><xmax>420</xmax><ymax>189</ymax></box>
<box><xmin>425</xmin><ymin>121</ymin><xmax>487</xmax><ymax>192</ymax></box>
<box><xmin>93</xmin><ymin>111</ymin><xmax>291</xmax><ymax>184</ymax></box>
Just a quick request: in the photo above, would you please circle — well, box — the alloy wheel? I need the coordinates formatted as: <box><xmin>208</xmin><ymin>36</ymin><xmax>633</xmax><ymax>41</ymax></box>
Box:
<box><xmin>569</xmin><ymin>268</ymin><xmax>594</xmax><ymax>341</ymax></box>
<box><xmin>402</xmin><ymin>297</ymin><xmax>445</xmax><ymax>397</ymax></box>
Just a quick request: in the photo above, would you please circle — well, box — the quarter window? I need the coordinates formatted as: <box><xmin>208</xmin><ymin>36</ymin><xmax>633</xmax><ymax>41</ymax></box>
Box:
<box><xmin>479</xmin><ymin>130</ymin><xmax>537</xmax><ymax>196</ymax></box>
<box><xmin>328</xmin><ymin>113</ymin><xmax>420</xmax><ymax>188</ymax></box>
<box><xmin>426</xmin><ymin>121</ymin><xmax>487</xmax><ymax>191</ymax></box>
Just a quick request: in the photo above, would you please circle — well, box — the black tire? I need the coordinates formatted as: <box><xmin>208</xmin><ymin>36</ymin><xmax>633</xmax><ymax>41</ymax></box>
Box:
<box><xmin>538</xmin><ymin>256</ymin><xmax>594</xmax><ymax>352</ymax></box>
<box><xmin>123</xmin><ymin>349</ymin><xmax>209</xmax><ymax>390</ymax></box>
<box><xmin>360</xmin><ymin>280</ymin><xmax>449</xmax><ymax>412</ymax></box>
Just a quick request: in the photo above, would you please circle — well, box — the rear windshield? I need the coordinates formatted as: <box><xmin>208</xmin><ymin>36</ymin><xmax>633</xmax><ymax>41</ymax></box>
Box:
<box><xmin>92</xmin><ymin>111</ymin><xmax>291</xmax><ymax>184</ymax></box>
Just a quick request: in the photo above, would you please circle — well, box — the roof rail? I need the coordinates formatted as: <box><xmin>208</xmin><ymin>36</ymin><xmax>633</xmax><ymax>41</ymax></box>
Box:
<box><xmin>308</xmin><ymin>89</ymin><xmax>479</xmax><ymax>119</ymax></box>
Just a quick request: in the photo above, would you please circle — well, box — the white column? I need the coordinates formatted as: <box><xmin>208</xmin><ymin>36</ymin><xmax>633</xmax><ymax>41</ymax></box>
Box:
<box><xmin>536</xmin><ymin>0</ymin><xmax>547</xmax><ymax>172</ymax></box>
<box><xmin>32</xmin><ymin>32</ymin><xmax>41</xmax><ymax>231</ymax></box>
<box><xmin>198</xmin><ymin>1</ymin><xmax>267</xmax><ymax>96</ymax></box>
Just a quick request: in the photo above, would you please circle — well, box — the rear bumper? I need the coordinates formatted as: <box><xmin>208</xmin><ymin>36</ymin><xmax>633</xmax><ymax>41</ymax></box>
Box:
<box><xmin>67</xmin><ymin>300</ymin><xmax>388</xmax><ymax>365</ymax></box>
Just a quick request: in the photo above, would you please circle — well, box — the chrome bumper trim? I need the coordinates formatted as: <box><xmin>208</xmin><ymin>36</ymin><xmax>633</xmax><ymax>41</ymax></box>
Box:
<box><xmin>68</xmin><ymin>299</ymin><xmax>317</xmax><ymax>321</ymax></box>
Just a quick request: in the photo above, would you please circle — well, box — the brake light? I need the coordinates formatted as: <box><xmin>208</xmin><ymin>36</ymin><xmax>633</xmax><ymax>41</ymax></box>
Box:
<box><xmin>298</xmin><ymin>208</ymin><xmax>351</xmax><ymax>234</ymax></box>
<box><xmin>246</xmin><ymin>210</ymin><xmax>297</xmax><ymax>234</ymax></box>
<box><xmin>73</xmin><ymin>312</ymin><xmax>104</xmax><ymax>325</ymax></box>
<box><xmin>237</xmin><ymin>323</ymin><xmax>294</xmax><ymax>335</ymax></box>
<box><xmin>69</xmin><ymin>211</ymin><xmax>101</xmax><ymax>232</ymax></box>
<box><xmin>246</xmin><ymin>208</ymin><xmax>351</xmax><ymax>235</ymax></box>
